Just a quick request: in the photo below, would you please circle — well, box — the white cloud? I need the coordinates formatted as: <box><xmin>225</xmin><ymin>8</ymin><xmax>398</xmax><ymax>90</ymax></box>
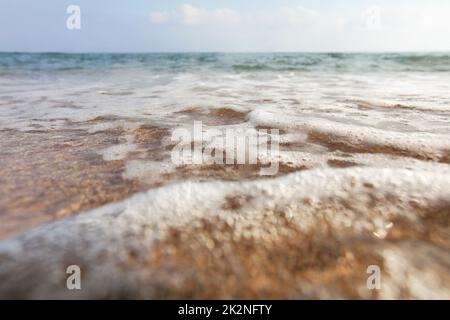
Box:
<box><xmin>148</xmin><ymin>3</ymin><xmax>450</xmax><ymax>52</ymax></box>
<box><xmin>279</xmin><ymin>6</ymin><xmax>321</xmax><ymax>25</ymax></box>
<box><xmin>149</xmin><ymin>11</ymin><xmax>171</xmax><ymax>24</ymax></box>
<box><xmin>149</xmin><ymin>4</ymin><xmax>337</xmax><ymax>28</ymax></box>
<box><xmin>179</xmin><ymin>4</ymin><xmax>208</xmax><ymax>25</ymax></box>
<box><xmin>149</xmin><ymin>4</ymin><xmax>240</xmax><ymax>26</ymax></box>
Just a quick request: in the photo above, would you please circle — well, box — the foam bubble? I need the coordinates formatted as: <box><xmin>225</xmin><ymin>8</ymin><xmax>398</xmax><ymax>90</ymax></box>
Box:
<box><xmin>1</xmin><ymin>167</ymin><xmax>449</xmax><ymax>298</ymax></box>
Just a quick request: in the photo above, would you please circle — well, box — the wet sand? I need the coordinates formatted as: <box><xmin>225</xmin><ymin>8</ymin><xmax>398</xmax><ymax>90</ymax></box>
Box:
<box><xmin>0</xmin><ymin>125</ymin><xmax>140</xmax><ymax>239</ymax></box>
<box><xmin>0</xmin><ymin>165</ymin><xmax>449</xmax><ymax>299</ymax></box>
<box><xmin>0</xmin><ymin>110</ymin><xmax>449</xmax><ymax>299</ymax></box>
<box><xmin>0</xmin><ymin>111</ymin><xmax>306</xmax><ymax>239</ymax></box>
<box><xmin>1</xmin><ymin>52</ymin><xmax>450</xmax><ymax>299</ymax></box>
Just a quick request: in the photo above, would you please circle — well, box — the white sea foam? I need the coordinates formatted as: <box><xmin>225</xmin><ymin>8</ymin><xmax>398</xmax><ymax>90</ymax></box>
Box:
<box><xmin>248</xmin><ymin>109</ymin><xmax>450</xmax><ymax>158</ymax></box>
<box><xmin>1</xmin><ymin>53</ymin><xmax>450</xmax><ymax>298</ymax></box>
<box><xmin>0</xmin><ymin>167</ymin><xmax>449</xmax><ymax>298</ymax></box>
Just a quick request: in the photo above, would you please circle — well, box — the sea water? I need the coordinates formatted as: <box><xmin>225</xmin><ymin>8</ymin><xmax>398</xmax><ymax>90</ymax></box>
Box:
<box><xmin>0</xmin><ymin>52</ymin><xmax>449</xmax><ymax>299</ymax></box>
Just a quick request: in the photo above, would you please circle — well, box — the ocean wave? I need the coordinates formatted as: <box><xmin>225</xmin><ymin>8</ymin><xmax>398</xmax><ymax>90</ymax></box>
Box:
<box><xmin>1</xmin><ymin>52</ymin><xmax>450</xmax><ymax>73</ymax></box>
<box><xmin>0</xmin><ymin>167</ymin><xmax>449</xmax><ymax>298</ymax></box>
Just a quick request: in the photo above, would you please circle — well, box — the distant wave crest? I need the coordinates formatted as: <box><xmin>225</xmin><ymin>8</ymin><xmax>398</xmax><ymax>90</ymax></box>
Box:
<box><xmin>0</xmin><ymin>52</ymin><xmax>449</xmax><ymax>73</ymax></box>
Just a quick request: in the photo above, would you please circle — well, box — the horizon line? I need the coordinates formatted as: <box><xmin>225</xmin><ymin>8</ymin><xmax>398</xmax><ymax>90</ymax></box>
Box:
<box><xmin>1</xmin><ymin>50</ymin><xmax>450</xmax><ymax>55</ymax></box>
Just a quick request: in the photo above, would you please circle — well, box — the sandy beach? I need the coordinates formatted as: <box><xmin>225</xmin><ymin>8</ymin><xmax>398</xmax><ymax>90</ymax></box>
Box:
<box><xmin>0</xmin><ymin>52</ymin><xmax>449</xmax><ymax>299</ymax></box>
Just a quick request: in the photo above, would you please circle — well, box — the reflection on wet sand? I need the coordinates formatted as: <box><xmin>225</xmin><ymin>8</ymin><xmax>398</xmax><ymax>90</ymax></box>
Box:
<box><xmin>0</xmin><ymin>126</ymin><xmax>140</xmax><ymax>239</ymax></box>
<box><xmin>0</xmin><ymin>113</ymin><xmax>311</xmax><ymax>238</ymax></box>
<box><xmin>1</xmin><ymin>166</ymin><xmax>449</xmax><ymax>299</ymax></box>
<box><xmin>1</xmin><ymin>54</ymin><xmax>450</xmax><ymax>299</ymax></box>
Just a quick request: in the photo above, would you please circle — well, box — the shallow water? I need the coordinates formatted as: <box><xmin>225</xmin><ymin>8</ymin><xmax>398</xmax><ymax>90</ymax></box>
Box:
<box><xmin>0</xmin><ymin>53</ymin><xmax>449</xmax><ymax>299</ymax></box>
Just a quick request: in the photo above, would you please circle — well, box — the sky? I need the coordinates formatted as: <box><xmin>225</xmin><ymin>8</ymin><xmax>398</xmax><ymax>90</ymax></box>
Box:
<box><xmin>0</xmin><ymin>0</ymin><xmax>450</xmax><ymax>52</ymax></box>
